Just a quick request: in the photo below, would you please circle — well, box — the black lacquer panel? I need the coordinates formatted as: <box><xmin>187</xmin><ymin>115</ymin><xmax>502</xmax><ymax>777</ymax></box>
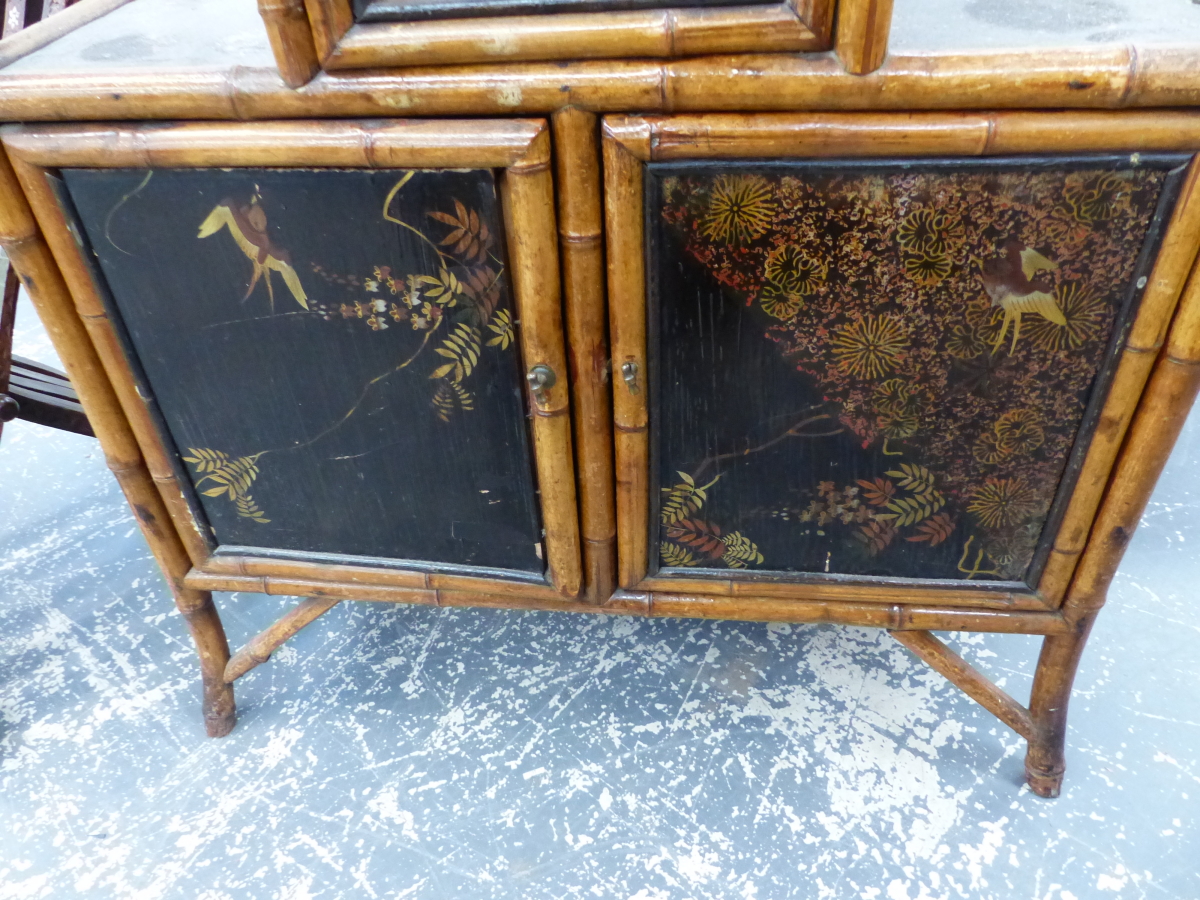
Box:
<box><xmin>355</xmin><ymin>0</ymin><xmax>770</xmax><ymax>24</ymax></box>
<box><xmin>61</xmin><ymin>167</ymin><xmax>543</xmax><ymax>574</ymax></box>
<box><xmin>647</xmin><ymin>155</ymin><xmax>1187</xmax><ymax>584</ymax></box>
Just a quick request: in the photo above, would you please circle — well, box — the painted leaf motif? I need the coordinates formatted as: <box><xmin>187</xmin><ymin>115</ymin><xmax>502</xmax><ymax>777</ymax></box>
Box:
<box><xmin>660</xmin><ymin>542</ymin><xmax>699</xmax><ymax>567</ymax></box>
<box><xmin>486</xmin><ymin>308</ymin><xmax>515</xmax><ymax>350</ymax></box>
<box><xmin>431</xmin><ymin>324</ymin><xmax>481</xmax><ymax>384</ymax></box>
<box><xmin>183</xmin><ymin>447</ymin><xmax>269</xmax><ymax>523</ymax></box>
<box><xmin>429</xmin><ymin>200</ymin><xmax>492</xmax><ymax>264</ymax></box>
<box><xmin>906</xmin><ymin>512</ymin><xmax>956</xmax><ymax>546</ymax></box>
<box><xmin>885</xmin><ymin>464</ymin><xmax>938</xmax><ymax>501</ymax></box>
<box><xmin>660</xmin><ymin>472</ymin><xmax>720</xmax><ymax>525</ymax></box>
<box><xmin>720</xmin><ymin>531</ymin><xmax>764</xmax><ymax>568</ymax></box>
<box><xmin>876</xmin><ymin>492</ymin><xmax>946</xmax><ymax>527</ymax></box>
<box><xmin>855</xmin><ymin>519</ymin><xmax>895</xmax><ymax>555</ymax></box>
<box><xmin>664</xmin><ymin>519</ymin><xmax>726</xmax><ymax>559</ymax></box>
<box><xmin>856</xmin><ymin>477</ymin><xmax>896</xmax><ymax>507</ymax></box>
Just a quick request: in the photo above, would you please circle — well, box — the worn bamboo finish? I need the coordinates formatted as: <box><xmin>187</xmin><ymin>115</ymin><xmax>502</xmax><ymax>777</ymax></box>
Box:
<box><xmin>637</xmin><ymin>575</ymin><xmax>1048</xmax><ymax>610</ymax></box>
<box><xmin>0</xmin><ymin>147</ymin><xmax>235</xmax><ymax>737</ymax></box>
<box><xmin>1037</xmin><ymin>157</ymin><xmax>1200</xmax><ymax>604</ymax></box>
<box><xmin>258</xmin><ymin>0</ymin><xmax>321</xmax><ymax>89</ymax></box>
<box><xmin>1020</xmin><ymin>231</ymin><xmax>1200</xmax><ymax>796</ymax></box>
<box><xmin>199</xmin><ymin>553</ymin><xmax>568</xmax><ymax>601</ymax></box>
<box><xmin>1024</xmin><ymin>615</ymin><xmax>1095</xmax><ymax>797</ymax></box>
<box><xmin>1066</xmin><ymin>262</ymin><xmax>1200</xmax><ymax>620</ymax></box>
<box><xmin>302</xmin><ymin>0</ymin><xmax>354</xmax><ymax>62</ymax></box>
<box><xmin>834</xmin><ymin>0</ymin><xmax>893</xmax><ymax>75</ymax></box>
<box><xmin>6</xmin><ymin>150</ymin><xmax>212</xmax><ymax>567</ymax></box>
<box><xmin>890</xmin><ymin>630</ymin><xmax>1036</xmax><ymax>740</ymax></box>
<box><xmin>619</xmin><ymin>110</ymin><xmax>1200</xmax><ymax>161</ymax></box>
<box><xmin>224</xmin><ymin>596</ymin><xmax>342</xmax><ymax>682</ymax></box>
<box><xmin>1</xmin><ymin>120</ymin><xmax>548</xmax><ymax>171</ymax></box>
<box><xmin>552</xmin><ymin>108</ymin><xmax>616</xmax><ymax>603</ymax></box>
<box><xmin>602</xmin><ymin>123</ymin><xmax>650</xmax><ymax>589</ymax></box>
<box><xmin>328</xmin><ymin>5</ymin><xmax>818</xmax><ymax>71</ymax></box>
<box><xmin>501</xmin><ymin>127</ymin><xmax>583</xmax><ymax>599</ymax></box>
<box><xmin>7</xmin><ymin>46</ymin><xmax>1200</xmax><ymax>121</ymax></box>
<box><xmin>0</xmin><ymin>0</ymin><xmax>132</xmax><ymax>69</ymax></box>
<box><xmin>611</xmin><ymin>590</ymin><xmax>1069</xmax><ymax>634</ymax></box>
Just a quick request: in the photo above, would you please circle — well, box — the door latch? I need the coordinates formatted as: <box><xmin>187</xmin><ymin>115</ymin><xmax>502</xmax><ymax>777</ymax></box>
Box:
<box><xmin>526</xmin><ymin>364</ymin><xmax>556</xmax><ymax>404</ymax></box>
<box><xmin>621</xmin><ymin>360</ymin><xmax>640</xmax><ymax>395</ymax></box>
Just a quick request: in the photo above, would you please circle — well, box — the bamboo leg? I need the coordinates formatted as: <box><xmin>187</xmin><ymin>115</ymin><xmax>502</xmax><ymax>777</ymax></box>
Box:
<box><xmin>1024</xmin><ymin>615</ymin><xmax>1095</xmax><ymax>798</ymax></box>
<box><xmin>0</xmin><ymin>149</ymin><xmax>235</xmax><ymax>737</ymax></box>
<box><xmin>225</xmin><ymin>596</ymin><xmax>342</xmax><ymax>683</ymax></box>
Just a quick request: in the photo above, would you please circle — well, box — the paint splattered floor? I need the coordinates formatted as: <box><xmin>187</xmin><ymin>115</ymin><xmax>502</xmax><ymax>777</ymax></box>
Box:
<box><xmin>2</xmin><ymin>303</ymin><xmax>1198</xmax><ymax>900</ymax></box>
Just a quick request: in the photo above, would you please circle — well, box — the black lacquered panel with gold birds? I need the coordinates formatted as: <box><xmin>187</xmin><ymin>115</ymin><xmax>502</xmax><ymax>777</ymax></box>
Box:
<box><xmin>648</xmin><ymin>155</ymin><xmax>1187</xmax><ymax>584</ymax></box>
<box><xmin>58</xmin><ymin>167</ymin><xmax>543</xmax><ymax>574</ymax></box>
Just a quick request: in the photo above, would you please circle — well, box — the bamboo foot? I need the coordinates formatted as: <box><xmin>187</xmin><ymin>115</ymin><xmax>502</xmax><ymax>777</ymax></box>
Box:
<box><xmin>1024</xmin><ymin>756</ymin><xmax>1065</xmax><ymax>798</ymax></box>
<box><xmin>176</xmin><ymin>586</ymin><xmax>237</xmax><ymax>737</ymax></box>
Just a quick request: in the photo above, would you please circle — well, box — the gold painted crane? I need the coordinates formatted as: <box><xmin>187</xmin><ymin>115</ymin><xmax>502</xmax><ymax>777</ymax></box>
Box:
<box><xmin>979</xmin><ymin>239</ymin><xmax>1066</xmax><ymax>354</ymax></box>
<box><xmin>198</xmin><ymin>190</ymin><xmax>308</xmax><ymax>311</ymax></box>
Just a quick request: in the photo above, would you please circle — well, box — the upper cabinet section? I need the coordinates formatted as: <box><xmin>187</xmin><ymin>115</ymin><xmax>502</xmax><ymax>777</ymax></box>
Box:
<box><xmin>258</xmin><ymin>0</ymin><xmax>843</xmax><ymax>86</ymax></box>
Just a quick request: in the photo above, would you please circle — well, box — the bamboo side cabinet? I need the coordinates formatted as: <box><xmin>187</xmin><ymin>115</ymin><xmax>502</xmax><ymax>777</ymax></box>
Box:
<box><xmin>0</xmin><ymin>0</ymin><xmax>1198</xmax><ymax>799</ymax></box>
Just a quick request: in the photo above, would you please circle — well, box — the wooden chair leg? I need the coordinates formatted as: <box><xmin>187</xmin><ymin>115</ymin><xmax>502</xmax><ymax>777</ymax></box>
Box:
<box><xmin>174</xmin><ymin>585</ymin><xmax>236</xmax><ymax>737</ymax></box>
<box><xmin>1024</xmin><ymin>614</ymin><xmax>1096</xmax><ymax>798</ymax></box>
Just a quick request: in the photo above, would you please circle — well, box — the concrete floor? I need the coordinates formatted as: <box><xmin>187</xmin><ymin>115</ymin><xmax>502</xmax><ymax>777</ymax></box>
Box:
<box><xmin>1</xmin><ymin>301</ymin><xmax>1198</xmax><ymax>899</ymax></box>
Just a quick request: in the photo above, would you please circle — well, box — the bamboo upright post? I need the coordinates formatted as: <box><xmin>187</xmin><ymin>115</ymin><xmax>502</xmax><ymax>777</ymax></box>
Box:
<box><xmin>552</xmin><ymin>108</ymin><xmax>616</xmax><ymax>603</ymax></box>
<box><xmin>601</xmin><ymin>122</ymin><xmax>650</xmax><ymax>588</ymax></box>
<box><xmin>0</xmin><ymin>148</ymin><xmax>236</xmax><ymax>737</ymax></box>
<box><xmin>258</xmin><ymin>0</ymin><xmax>322</xmax><ymax>89</ymax></box>
<box><xmin>1023</xmin><ymin>252</ymin><xmax>1200</xmax><ymax>797</ymax></box>
<box><xmin>500</xmin><ymin>127</ymin><xmax>583</xmax><ymax>599</ymax></box>
<box><xmin>835</xmin><ymin>0</ymin><xmax>893</xmax><ymax>75</ymax></box>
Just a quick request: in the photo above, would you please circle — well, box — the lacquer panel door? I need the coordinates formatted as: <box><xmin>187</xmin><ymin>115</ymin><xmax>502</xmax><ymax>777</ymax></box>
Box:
<box><xmin>604</xmin><ymin>113</ymin><xmax>1199</xmax><ymax>611</ymax></box>
<box><xmin>5</xmin><ymin>120</ymin><xmax>581</xmax><ymax>599</ymax></box>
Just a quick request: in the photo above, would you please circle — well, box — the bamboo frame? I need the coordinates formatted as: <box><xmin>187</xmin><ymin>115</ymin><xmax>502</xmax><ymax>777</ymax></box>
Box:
<box><xmin>552</xmin><ymin>108</ymin><xmax>616</xmax><ymax>603</ymax></box>
<box><xmin>603</xmin><ymin>111</ymin><xmax>1200</xmax><ymax>612</ymax></box>
<box><xmin>5</xmin><ymin>45</ymin><xmax>1200</xmax><ymax>121</ymax></box>
<box><xmin>277</xmin><ymin>0</ymin><xmax>832</xmax><ymax>81</ymax></box>
<box><xmin>0</xmin><ymin>145</ymin><xmax>235</xmax><ymax>738</ymax></box>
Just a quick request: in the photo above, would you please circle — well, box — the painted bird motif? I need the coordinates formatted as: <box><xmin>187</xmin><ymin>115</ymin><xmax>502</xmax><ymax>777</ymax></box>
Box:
<box><xmin>978</xmin><ymin>240</ymin><xmax>1066</xmax><ymax>355</ymax></box>
<box><xmin>197</xmin><ymin>190</ymin><xmax>308</xmax><ymax>311</ymax></box>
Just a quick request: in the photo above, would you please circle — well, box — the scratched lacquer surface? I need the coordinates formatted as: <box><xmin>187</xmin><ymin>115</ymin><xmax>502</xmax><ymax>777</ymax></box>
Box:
<box><xmin>649</xmin><ymin>157</ymin><xmax>1183</xmax><ymax>583</ymax></box>
<box><xmin>59</xmin><ymin>167</ymin><xmax>542</xmax><ymax>572</ymax></box>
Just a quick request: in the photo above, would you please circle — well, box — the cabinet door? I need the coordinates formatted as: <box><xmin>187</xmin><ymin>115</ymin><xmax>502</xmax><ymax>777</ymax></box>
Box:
<box><xmin>604</xmin><ymin>113</ymin><xmax>1198</xmax><ymax>611</ymax></box>
<box><xmin>6</xmin><ymin>120</ymin><xmax>580</xmax><ymax>599</ymax></box>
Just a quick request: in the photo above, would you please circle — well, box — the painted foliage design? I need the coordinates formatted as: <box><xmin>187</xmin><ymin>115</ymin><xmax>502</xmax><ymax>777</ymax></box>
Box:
<box><xmin>657</xmin><ymin>163</ymin><xmax>1168</xmax><ymax>580</ymax></box>
<box><xmin>181</xmin><ymin>174</ymin><xmax>514</xmax><ymax>523</ymax></box>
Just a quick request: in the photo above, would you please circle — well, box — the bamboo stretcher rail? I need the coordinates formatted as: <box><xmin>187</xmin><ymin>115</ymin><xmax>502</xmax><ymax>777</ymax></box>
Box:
<box><xmin>0</xmin><ymin>147</ymin><xmax>235</xmax><ymax>736</ymax></box>
<box><xmin>183</xmin><ymin>567</ymin><xmax>1070</xmax><ymax>634</ymax></box>
<box><xmin>224</xmin><ymin>596</ymin><xmax>342</xmax><ymax>682</ymax></box>
<box><xmin>636</xmin><ymin>575</ymin><xmax>1049</xmax><ymax>610</ymax></box>
<box><xmin>552</xmin><ymin>107</ymin><xmax>616</xmax><ymax>603</ymax></box>
<box><xmin>611</xmin><ymin>590</ymin><xmax>1071</xmax><ymax>634</ymax></box>
<box><xmin>889</xmin><ymin>630</ymin><xmax>1036</xmax><ymax>741</ymax></box>
<box><xmin>3</xmin><ymin>46</ymin><xmax>1200</xmax><ymax>120</ymax></box>
<box><xmin>0</xmin><ymin>0</ymin><xmax>133</xmax><ymax>70</ymax></box>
